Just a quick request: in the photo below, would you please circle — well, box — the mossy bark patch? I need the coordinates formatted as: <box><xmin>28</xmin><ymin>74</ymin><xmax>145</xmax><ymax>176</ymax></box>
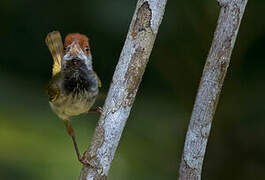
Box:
<box><xmin>124</xmin><ymin>47</ymin><xmax>146</xmax><ymax>107</ymax></box>
<box><xmin>132</xmin><ymin>2</ymin><xmax>152</xmax><ymax>39</ymax></box>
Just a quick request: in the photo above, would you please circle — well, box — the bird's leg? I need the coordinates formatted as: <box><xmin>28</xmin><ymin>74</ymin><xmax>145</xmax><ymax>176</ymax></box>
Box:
<box><xmin>88</xmin><ymin>107</ymin><xmax>103</xmax><ymax>114</ymax></box>
<box><xmin>63</xmin><ymin>120</ymin><xmax>91</xmax><ymax>166</ymax></box>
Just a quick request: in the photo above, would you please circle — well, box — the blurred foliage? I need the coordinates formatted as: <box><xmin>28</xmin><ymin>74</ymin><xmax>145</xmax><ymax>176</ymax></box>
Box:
<box><xmin>0</xmin><ymin>0</ymin><xmax>265</xmax><ymax>179</ymax></box>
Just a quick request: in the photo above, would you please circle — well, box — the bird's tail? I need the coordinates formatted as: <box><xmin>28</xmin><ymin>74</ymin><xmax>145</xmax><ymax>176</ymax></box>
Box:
<box><xmin>45</xmin><ymin>31</ymin><xmax>64</xmax><ymax>76</ymax></box>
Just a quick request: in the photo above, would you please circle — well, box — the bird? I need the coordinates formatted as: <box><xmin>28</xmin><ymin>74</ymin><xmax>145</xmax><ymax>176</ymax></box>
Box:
<box><xmin>45</xmin><ymin>31</ymin><xmax>101</xmax><ymax>166</ymax></box>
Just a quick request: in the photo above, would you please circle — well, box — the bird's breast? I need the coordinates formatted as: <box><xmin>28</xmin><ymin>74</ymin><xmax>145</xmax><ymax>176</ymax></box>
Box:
<box><xmin>50</xmin><ymin>68</ymin><xmax>99</xmax><ymax>120</ymax></box>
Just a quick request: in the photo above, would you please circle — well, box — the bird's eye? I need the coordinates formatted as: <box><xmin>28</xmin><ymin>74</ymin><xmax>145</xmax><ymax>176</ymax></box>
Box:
<box><xmin>85</xmin><ymin>47</ymin><xmax>89</xmax><ymax>52</ymax></box>
<box><xmin>64</xmin><ymin>47</ymin><xmax>66</xmax><ymax>51</ymax></box>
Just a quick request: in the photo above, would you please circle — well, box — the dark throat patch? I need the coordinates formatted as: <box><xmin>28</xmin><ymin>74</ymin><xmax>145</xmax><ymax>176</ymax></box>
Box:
<box><xmin>63</xmin><ymin>59</ymin><xmax>91</xmax><ymax>95</ymax></box>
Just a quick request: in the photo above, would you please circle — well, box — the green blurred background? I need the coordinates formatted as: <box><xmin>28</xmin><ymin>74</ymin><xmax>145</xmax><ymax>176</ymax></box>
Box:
<box><xmin>0</xmin><ymin>0</ymin><xmax>265</xmax><ymax>179</ymax></box>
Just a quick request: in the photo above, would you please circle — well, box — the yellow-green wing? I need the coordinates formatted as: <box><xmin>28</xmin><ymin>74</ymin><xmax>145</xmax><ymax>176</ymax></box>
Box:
<box><xmin>96</xmin><ymin>73</ymin><xmax>102</xmax><ymax>88</ymax></box>
<box><xmin>47</xmin><ymin>74</ymin><xmax>61</xmax><ymax>102</ymax></box>
<box><xmin>47</xmin><ymin>83</ymin><xmax>60</xmax><ymax>102</ymax></box>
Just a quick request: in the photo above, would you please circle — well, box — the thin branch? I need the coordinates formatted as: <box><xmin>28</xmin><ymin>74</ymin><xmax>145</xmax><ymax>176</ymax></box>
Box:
<box><xmin>179</xmin><ymin>0</ymin><xmax>248</xmax><ymax>179</ymax></box>
<box><xmin>79</xmin><ymin>0</ymin><xmax>167</xmax><ymax>179</ymax></box>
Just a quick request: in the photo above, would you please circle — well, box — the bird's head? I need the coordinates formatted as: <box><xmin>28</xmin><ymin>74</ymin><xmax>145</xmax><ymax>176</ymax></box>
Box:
<box><xmin>63</xmin><ymin>33</ymin><xmax>92</xmax><ymax>69</ymax></box>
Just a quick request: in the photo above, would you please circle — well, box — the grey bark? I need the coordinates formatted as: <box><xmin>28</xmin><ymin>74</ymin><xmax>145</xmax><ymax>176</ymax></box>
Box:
<box><xmin>79</xmin><ymin>0</ymin><xmax>167</xmax><ymax>179</ymax></box>
<box><xmin>178</xmin><ymin>0</ymin><xmax>248</xmax><ymax>179</ymax></box>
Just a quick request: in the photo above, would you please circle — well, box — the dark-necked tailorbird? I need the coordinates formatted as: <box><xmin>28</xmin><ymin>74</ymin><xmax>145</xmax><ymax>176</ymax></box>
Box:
<box><xmin>45</xmin><ymin>31</ymin><xmax>101</xmax><ymax>166</ymax></box>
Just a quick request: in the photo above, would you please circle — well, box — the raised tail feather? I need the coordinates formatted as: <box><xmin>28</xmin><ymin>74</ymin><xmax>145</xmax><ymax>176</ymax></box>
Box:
<box><xmin>45</xmin><ymin>31</ymin><xmax>64</xmax><ymax>76</ymax></box>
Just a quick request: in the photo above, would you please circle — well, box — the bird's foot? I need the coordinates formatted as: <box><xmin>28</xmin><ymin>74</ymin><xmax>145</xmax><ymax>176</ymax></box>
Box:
<box><xmin>78</xmin><ymin>151</ymin><xmax>92</xmax><ymax>167</ymax></box>
<box><xmin>88</xmin><ymin>107</ymin><xmax>103</xmax><ymax>114</ymax></box>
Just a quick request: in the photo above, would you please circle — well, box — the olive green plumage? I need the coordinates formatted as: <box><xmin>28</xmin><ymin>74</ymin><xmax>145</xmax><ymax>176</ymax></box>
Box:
<box><xmin>47</xmin><ymin>70</ymin><xmax>100</xmax><ymax>120</ymax></box>
<box><xmin>46</xmin><ymin>31</ymin><xmax>101</xmax><ymax>120</ymax></box>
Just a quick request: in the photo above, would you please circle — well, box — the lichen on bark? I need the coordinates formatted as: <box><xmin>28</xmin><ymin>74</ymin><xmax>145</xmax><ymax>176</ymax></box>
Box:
<box><xmin>79</xmin><ymin>0</ymin><xmax>167</xmax><ymax>179</ymax></box>
<box><xmin>178</xmin><ymin>0</ymin><xmax>248</xmax><ymax>179</ymax></box>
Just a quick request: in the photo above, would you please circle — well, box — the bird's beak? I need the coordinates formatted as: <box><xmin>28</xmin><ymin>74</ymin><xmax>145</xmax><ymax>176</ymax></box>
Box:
<box><xmin>69</xmin><ymin>41</ymin><xmax>82</xmax><ymax>56</ymax></box>
<box><xmin>63</xmin><ymin>41</ymin><xmax>86</xmax><ymax>61</ymax></box>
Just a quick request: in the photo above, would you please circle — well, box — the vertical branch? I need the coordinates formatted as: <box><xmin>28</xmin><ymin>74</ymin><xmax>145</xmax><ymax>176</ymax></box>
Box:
<box><xmin>79</xmin><ymin>0</ymin><xmax>167</xmax><ymax>179</ymax></box>
<box><xmin>179</xmin><ymin>0</ymin><xmax>248</xmax><ymax>179</ymax></box>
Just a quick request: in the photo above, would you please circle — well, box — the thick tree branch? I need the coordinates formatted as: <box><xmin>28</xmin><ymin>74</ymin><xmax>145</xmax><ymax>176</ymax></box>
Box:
<box><xmin>179</xmin><ymin>0</ymin><xmax>248</xmax><ymax>179</ymax></box>
<box><xmin>79</xmin><ymin>0</ymin><xmax>167</xmax><ymax>179</ymax></box>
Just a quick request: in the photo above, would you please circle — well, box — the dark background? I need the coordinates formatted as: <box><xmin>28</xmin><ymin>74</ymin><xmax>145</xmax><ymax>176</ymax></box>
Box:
<box><xmin>0</xmin><ymin>0</ymin><xmax>265</xmax><ymax>179</ymax></box>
